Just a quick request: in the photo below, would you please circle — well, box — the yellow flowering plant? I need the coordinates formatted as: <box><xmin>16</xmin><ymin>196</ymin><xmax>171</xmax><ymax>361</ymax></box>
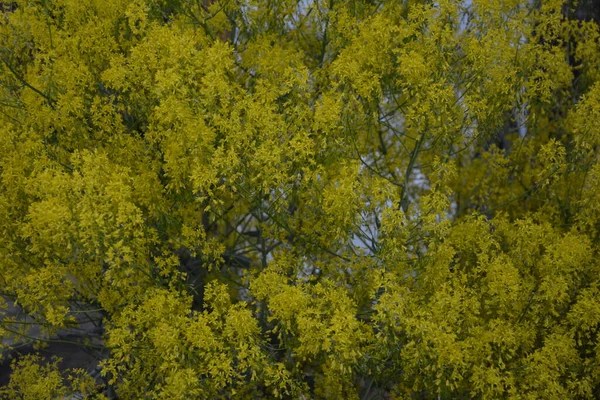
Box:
<box><xmin>1</xmin><ymin>0</ymin><xmax>600</xmax><ymax>398</ymax></box>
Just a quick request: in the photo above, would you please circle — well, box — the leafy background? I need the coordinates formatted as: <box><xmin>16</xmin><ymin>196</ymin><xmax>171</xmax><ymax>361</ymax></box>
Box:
<box><xmin>1</xmin><ymin>0</ymin><xmax>600</xmax><ymax>398</ymax></box>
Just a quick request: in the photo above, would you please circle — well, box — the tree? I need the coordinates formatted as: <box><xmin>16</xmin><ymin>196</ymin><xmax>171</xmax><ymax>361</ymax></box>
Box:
<box><xmin>1</xmin><ymin>0</ymin><xmax>600</xmax><ymax>398</ymax></box>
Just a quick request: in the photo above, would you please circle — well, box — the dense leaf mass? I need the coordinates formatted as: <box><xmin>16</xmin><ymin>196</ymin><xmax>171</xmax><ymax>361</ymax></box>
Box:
<box><xmin>2</xmin><ymin>0</ymin><xmax>600</xmax><ymax>398</ymax></box>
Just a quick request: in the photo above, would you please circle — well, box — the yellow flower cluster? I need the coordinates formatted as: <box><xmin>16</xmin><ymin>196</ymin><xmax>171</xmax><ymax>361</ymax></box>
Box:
<box><xmin>1</xmin><ymin>0</ymin><xmax>600</xmax><ymax>398</ymax></box>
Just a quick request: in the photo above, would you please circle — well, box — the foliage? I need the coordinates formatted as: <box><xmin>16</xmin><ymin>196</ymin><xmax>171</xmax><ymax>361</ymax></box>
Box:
<box><xmin>0</xmin><ymin>354</ymin><xmax>102</xmax><ymax>399</ymax></box>
<box><xmin>1</xmin><ymin>0</ymin><xmax>600</xmax><ymax>398</ymax></box>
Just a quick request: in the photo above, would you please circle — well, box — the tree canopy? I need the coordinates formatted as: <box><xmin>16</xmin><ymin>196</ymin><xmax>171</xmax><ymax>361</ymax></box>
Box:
<box><xmin>2</xmin><ymin>0</ymin><xmax>600</xmax><ymax>398</ymax></box>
